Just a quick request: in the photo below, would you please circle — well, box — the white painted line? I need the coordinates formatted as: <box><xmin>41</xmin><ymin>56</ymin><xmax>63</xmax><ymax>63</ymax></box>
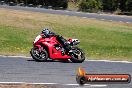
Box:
<box><xmin>0</xmin><ymin>55</ymin><xmax>132</xmax><ymax>63</ymax></box>
<box><xmin>61</xmin><ymin>83</ymin><xmax>107</xmax><ymax>87</ymax></box>
<box><xmin>64</xmin><ymin>84</ymin><xmax>107</xmax><ymax>87</ymax></box>
<box><xmin>86</xmin><ymin>13</ymin><xmax>96</xmax><ymax>15</ymax></box>
<box><xmin>8</xmin><ymin>56</ymin><xmax>31</xmax><ymax>58</ymax></box>
<box><xmin>65</xmin><ymin>10</ymin><xmax>70</xmax><ymax>12</ymax></box>
<box><xmin>0</xmin><ymin>82</ymin><xmax>107</xmax><ymax>87</ymax></box>
<box><xmin>0</xmin><ymin>82</ymin><xmax>58</xmax><ymax>85</ymax></box>
<box><xmin>101</xmin><ymin>19</ymin><xmax>105</xmax><ymax>20</ymax></box>
<box><xmin>109</xmin><ymin>20</ymin><xmax>113</xmax><ymax>21</ymax></box>
<box><xmin>82</xmin><ymin>17</ymin><xmax>87</xmax><ymax>19</ymax></box>
<box><xmin>29</xmin><ymin>82</ymin><xmax>57</xmax><ymax>85</ymax></box>
<box><xmin>90</xmin><ymin>84</ymin><xmax>107</xmax><ymax>87</ymax></box>
<box><xmin>76</xmin><ymin>12</ymin><xmax>81</xmax><ymax>13</ymax></box>
<box><xmin>0</xmin><ymin>82</ymin><xmax>25</xmax><ymax>84</ymax></box>
<box><xmin>0</xmin><ymin>55</ymin><xmax>31</xmax><ymax>58</ymax></box>
<box><xmin>86</xmin><ymin>13</ymin><xmax>91</xmax><ymax>15</ymax></box>
<box><xmin>126</xmin><ymin>22</ymin><xmax>130</xmax><ymax>23</ymax></box>
<box><xmin>82</xmin><ymin>84</ymin><xmax>91</xmax><ymax>86</ymax></box>
<box><xmin>119</xmin><ymin>21</ymin><xmax>123</xmax><ymax>22</ymax></box>
<box><xmin>64</xmin><ymin>84</ymin><xmax>79</xmax><ymax>86</ymax></box>
<box><xmin>63</xmin><ymin>84</ymin><xmax>90</xmax><ymax>86</ymax></box>
<box><xmin>87</xmin><ymin>59</ymin><xmax>132</xmax><ymax>63</ymax></box>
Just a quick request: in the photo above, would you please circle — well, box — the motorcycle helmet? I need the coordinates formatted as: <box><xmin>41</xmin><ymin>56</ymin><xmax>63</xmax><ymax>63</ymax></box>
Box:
<box><xmin>41</xmin><ymin>28</ymin><xmax>50</xmax><ymax>35</ymax></box>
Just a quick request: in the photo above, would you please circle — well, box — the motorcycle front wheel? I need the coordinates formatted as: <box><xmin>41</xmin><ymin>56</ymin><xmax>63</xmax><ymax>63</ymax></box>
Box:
<box><xmin>30</xmin><ymin>47</ymin><xmax>48</xmax><ymax>62</ymax></box>
<box><xmin>70</xmin><ymin>47</ymin><xmax>85</xmax><ymax>63</ymax></box>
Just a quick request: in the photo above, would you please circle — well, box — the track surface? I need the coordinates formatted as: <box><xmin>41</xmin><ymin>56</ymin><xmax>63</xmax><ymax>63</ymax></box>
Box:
<box><xmin>0</xmin><ymin>56</ymin><xmax>132</xmax><ymax>88</ymax></box>
<box><xmin>0</xmin><ymin>5</ymin><xmax>132</xmax><ymax>23</ymax></box>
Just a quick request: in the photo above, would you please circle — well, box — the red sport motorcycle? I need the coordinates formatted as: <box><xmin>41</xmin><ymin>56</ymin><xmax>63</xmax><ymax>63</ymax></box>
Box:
<box><xmin>30</xmin><ymin>29</ymin><xmax>85</xmax><ymax>63</ymax></box>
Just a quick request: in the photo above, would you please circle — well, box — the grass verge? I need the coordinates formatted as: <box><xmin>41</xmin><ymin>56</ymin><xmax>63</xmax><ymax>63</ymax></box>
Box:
<box><xmin>0</xmin><ymin>8</ymin><xmax>132</xmax><ymax>61</ymax></box>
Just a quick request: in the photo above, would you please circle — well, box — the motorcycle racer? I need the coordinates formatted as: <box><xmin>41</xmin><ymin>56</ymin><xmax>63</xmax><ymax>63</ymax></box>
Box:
<box><xmin>41</xmin><ymin>28</ymin><xmax>71</xmax><ymax>53</ymax></box>
<box><xmin>30</xmin><ymin>28</ymin><xmax>85</xmax><ymax>63</ymax></box>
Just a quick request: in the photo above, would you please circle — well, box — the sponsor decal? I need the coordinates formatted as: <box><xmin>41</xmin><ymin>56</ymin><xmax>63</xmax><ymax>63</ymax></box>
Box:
<box><xmin>76</xmin><ymin>67</ymin><xmax>131</xmax><ymax>85</ymax></box>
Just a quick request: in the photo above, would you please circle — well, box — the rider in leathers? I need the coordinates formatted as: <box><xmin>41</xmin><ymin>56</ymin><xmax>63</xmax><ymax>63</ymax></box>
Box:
<box><xmin>41</xmin><ymin>28</ymin><xmax>71</xmax><ymax>53</ymax></box>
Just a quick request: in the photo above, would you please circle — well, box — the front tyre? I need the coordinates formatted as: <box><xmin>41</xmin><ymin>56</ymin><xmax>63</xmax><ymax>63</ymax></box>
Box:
<box><xmin>70</xmin><ymin>47</ymin><xmax>85</xmax><ymax>63</ymax></box>
<box><xmin>30</xmin><ymin>47</ymin><xmax>48</xmax><ymax>62</ymax></box>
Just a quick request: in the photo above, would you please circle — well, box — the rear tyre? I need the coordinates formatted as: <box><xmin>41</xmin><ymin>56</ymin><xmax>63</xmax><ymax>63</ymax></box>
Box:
<box><xmin>70</xmin><ymin>47</ymin><xmax>85</xmax><ymax>63</ymax></box>
<box><xmin>30</xmin><ymin>47</ymin><xmax>48</xmax><ymax>62</ymax></box>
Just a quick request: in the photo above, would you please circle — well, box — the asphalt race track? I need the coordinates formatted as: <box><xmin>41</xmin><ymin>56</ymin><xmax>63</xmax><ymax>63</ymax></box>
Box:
<box><xmin>0</xmin><ymin>5</ymin><xmax>132</xmax><ymax>23</ymax></box>
<box><xmin>0</xmin><ymin>56</ymin><xmax>132</xmax><ymax>88</ymax></box>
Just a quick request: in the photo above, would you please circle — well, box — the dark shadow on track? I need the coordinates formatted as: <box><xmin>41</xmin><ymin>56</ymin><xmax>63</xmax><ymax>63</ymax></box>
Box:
<box><xmin>27</xmin><ymin>59</ymin><xmax>72</xmax><ymax>63</ymax></box>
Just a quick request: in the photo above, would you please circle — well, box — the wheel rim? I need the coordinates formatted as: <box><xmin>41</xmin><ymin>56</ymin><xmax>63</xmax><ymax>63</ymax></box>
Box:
<box><xmin>33</xmin><ymin>48</ymin><xmax>47</xmax><ymax>60</ymax></box>
<box><xmin>76</xmin><ymin>50</ymin><xmax>82</xmax><ymax>60</ymax></box>
<box><xmin>75</xmin><ymin>50</ymin><xmax>83</xmax><ymax>60</ymax></box>
<box><xmin>33</xmin><ymin>48</ymin><xmax>40</xmax><ymax>58</ymax></box>
<box><xmin>72</xmin><ymin>49</ymin><xmax>83</xmax><ymax>60</ymax></box>
<box><xmin>40</xmin><ymin>52</ymin><xmax>46</xmax><ymax>59</ymax></box>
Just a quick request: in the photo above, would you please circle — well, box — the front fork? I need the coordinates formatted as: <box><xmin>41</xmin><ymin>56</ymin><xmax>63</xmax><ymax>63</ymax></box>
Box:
<box><xmin>33</xmin><ymin>45</ymin><xmax>43</xmax><ymax>52</ymax></box>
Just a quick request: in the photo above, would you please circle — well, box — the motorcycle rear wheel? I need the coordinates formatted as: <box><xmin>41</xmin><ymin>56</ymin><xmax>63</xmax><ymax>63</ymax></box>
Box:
<box><xmin>70</xmin><ymin>47</ymin><xmax>85</xmax><ymax>63</ymax></box>
<box><xmin>30</xmin><ymin>47</ymin><xmax>48</xmax><ymax>62</ymax></box>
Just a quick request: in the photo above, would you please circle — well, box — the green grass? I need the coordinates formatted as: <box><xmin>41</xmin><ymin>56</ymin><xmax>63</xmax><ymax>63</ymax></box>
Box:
<box><xmin>0</xmin><ymin>26</ymin><xmax>32</xmax><ymax>56</ymax></box>
<box><xmin>68</xmin><ymin>1</ymin><xmax>79</xmax><ymax>11</ymax></box>
<box><xmin>0</xmin><ymin>8</ymin><xmax>132</xmax><ymax>61</ymax></box>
